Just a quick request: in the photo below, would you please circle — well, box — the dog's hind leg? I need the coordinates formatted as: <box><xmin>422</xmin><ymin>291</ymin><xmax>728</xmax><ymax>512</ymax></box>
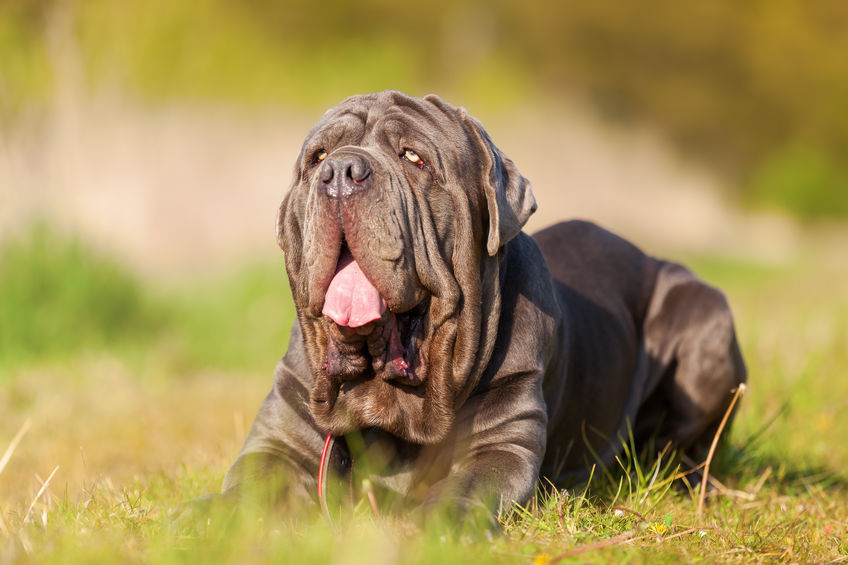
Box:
<box><xmin>635</xmin><ymin>262</ymin><xmax>747</xmax><ymax>462</ymax></box>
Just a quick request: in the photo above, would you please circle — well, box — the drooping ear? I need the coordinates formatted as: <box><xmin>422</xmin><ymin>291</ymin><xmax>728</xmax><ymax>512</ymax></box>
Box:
<box><xmin>275</xmin><ymin>192</ymin><xmax>288</xmax><ymax>249</ymax></box>
<box><xmin>460</xmin><ymin>109</ymin><xmax>537</xmax><ymax>256</ymax></box>
<box><xmin>276</xmin><ymin>159</ymin><xmax>303</xmax><ymax>250</ymax></box>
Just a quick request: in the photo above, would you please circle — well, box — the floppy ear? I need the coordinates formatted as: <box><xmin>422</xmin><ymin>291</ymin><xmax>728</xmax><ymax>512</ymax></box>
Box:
<box><xmin>460</xmin><ymin>110</ymin><xmax>537</xmax><ymax>256</ymax></box>
<box><xmin>275</xmin><ymin>193</ymin><xmax>288</xmax><ymax>249</ymax></box>
<box><xmin>276</xmin><ymin>159</ymin><xmax>303</xmax><ymax>250</ymax></box>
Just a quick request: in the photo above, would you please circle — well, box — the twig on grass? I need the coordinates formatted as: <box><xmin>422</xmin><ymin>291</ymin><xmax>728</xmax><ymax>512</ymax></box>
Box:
<box><xmin>0</xmin><ymin>419</ymin><xmax>32</xmax><ymax>478</ymax></box>
<box><xmin>705</xmin><ymin>488</ymin><xmax>755</xmax><ymax>501</ymax></box>
<box><xmin>549</xmin><ymin>525</ymin><xmax>647</xmax><ymax>562</ymax></box>
<box><xmin>548</xmin><ymin>522</ymin><xmax>735</xmax><ymax>562</ymax></box>
<box><xmin>680</xmin><ymin>454</ymin><xmax>727</xmax><ymax>489</ymax></box>
<box><xmin>600</xmin><ymin>505</ymin><xmax>646</xmax><ymax>523</ymax></box>
<box><xmin>653</xmin><ymin>525</ymin><xmax>734</xmax><ymax>547</ymax></box>
<box><xmin>698</xmin><ymin>383</ymin><xmax>747</xmax><ymax>516</ymax></box>
<box><xmin>673</xmin><ymin>457</ymin><xmax>706</xmax><ymax>480</ymax></box>
<box><xmin>548</xmin><ymin>520</ymin><xmax>737</xmax><ymax>564</ymax></box>
<box><xmin>624</xmin><ymin>525</ymin><xmax>734</xmax><ymax>547</ymax></box>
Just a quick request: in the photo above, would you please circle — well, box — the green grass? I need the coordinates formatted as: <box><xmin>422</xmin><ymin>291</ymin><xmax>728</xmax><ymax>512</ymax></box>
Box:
<box><xmin>0</xmin><ymin>223</ymin><xmax>162</xmax><ymax>369</ymax></box>
<box><xmin>0</xmin><ymin>224</ymin><xmax>295</xmax><ymax>376</ymax></box>
<box><xmin>1</xmin><ymin>228</ymin><xmax>847</xmax><ymax>563</ymax></box>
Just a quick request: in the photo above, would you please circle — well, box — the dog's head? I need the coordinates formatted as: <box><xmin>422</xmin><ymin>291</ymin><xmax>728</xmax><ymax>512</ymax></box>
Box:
<box><xmin>277</xmin><ymin>90</ymin><xmax>536</xmax><ymax>443</ymax></box>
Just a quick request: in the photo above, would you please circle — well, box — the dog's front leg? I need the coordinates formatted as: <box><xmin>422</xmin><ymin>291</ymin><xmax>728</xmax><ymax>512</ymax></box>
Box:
<box><xmin>420</xmin><ymin>373</ymin><xmax>548</xmax><ymax>523</ymax></box>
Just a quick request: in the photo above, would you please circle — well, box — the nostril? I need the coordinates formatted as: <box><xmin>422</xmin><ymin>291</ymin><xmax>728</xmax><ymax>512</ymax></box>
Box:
<box><xmin>319</xmin><ymin>161</ymin><xmax>334</xmax><ymax>184</ymax></box>
<box><xmin>346</xmin><ymin>157</ymin><xmax>371</xmax><ymax>184</ymax></box>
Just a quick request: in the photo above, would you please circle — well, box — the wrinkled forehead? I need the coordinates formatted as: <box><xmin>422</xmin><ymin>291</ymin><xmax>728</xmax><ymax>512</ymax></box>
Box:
<box><xmin>305</xmin><ymin>91</ymin><xmax>464</xmax><ymax>149</ymax></box>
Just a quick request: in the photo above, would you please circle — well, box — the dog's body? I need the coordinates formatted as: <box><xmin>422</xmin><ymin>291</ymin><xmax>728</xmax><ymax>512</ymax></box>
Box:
<box><xmin>222</xmin><ymin>91</ymin><xmax>746</xmax><ymax>512</ymax></box>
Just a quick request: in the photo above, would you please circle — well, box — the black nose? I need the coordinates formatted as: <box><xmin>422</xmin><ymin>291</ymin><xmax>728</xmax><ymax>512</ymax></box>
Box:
<box><xmin>319</xmin><ymin>153</ymin><xmax>373</xmax><ymax>198</ymax></box>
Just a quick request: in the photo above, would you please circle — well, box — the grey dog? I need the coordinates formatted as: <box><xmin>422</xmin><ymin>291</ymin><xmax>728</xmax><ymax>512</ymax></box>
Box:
<box><xmin>220</xmin><ymin>90</ymin><xmax>746</xmax><ymax>515</ymax></box>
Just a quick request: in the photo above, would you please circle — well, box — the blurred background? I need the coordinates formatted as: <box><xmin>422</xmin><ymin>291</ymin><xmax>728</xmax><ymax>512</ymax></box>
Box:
<box><xmin>5</xmin><ymin>0</ymin><xmax>848</xmax><ymax>268</ymax></box>
<box><xmin>1</xmin><ymin>0</ymin><xmax>846</xmax><ymax>514</ymax></box>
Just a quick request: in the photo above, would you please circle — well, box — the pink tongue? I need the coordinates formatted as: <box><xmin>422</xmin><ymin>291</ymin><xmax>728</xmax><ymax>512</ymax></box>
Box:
<box><xmin>322</xmin><ymin>250</ymin><xmax>386</xmax><ymax>327</ymax></box>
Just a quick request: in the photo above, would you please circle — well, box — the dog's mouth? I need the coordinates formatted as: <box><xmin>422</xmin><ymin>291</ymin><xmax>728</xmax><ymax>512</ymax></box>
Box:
<box><xmin>320</xmin><ymin>243</ymin><xmax>428</xmax><ymax>388</ymax></box>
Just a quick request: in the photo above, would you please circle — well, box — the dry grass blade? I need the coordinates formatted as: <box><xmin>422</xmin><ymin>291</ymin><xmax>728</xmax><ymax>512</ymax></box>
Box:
<box><xmin>362</xmin><ymin>479</ymin><xmax>381</xmax><ymax>517</ymax></box>
<box><xmin>698</xmin><ymin>383</ymin><xmax>746</xmax><ymax>516</ymax></box>
<box><xmin>0</xmin><ymin>419</ymin><xmax>32</xmax><ymax>478</ymax></box>
<box><xmin>639</xmin><ymin>451</ymin><xmax>663</xmax><ymax>506</ymax></box>
<box><xmin>705</xmin><ymin>489</ymin><xmax>755</xmax><ymax>501</ymax></box>
<box><xmin>24</xmin><ymin>465</ymin><xmax>60</xmax><ymax>523</ymax></box>
<box><xmin>0</xmin><ymin>507</ymin><xmax>10</xmax><ymax>535</ymax></box>
<box><xmin>673</xmin><ymin>457</ymin><xmax>706</xmax><ymax>481</ymax></box>
<box><xmin>751</xmin><ymin>466</ymin><xmax>773</xmax><ymax>495</ymax></box>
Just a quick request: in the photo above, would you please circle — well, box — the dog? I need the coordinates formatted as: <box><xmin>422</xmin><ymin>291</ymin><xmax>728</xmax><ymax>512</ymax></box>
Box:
<box><xmin>220</xmin><ymin>90</ymin><xmax>747</xmax><ymax>516</ymax></box>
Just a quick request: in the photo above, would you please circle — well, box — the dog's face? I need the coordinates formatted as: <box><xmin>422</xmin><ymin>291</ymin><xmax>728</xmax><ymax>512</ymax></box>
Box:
<box><xmin>277</xmin><ymin>91</ymin><xmax>536</xmax><ymax>444</ymax></box>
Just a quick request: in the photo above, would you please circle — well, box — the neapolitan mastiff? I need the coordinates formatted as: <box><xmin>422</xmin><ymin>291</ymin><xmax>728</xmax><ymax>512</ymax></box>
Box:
<box><xmin>221</xmin><ymin>90</ymin><xmax>746</xmax><ymax>515</ymax></box>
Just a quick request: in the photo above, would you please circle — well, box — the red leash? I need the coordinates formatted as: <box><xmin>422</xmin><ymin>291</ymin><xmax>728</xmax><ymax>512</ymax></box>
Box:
<box><xmin>318</xmin><ymin>433</ymin><xmax>334</xmax><ymax>519</ymax></box>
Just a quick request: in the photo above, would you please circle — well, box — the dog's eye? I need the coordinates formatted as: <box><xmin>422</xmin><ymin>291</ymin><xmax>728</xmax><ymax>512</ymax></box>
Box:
<box><xmin>314</xmin><ymin>149</ymin><xmax>328</xmax><ymax>164</ymax></box>
<box><xmin>402</xmin><ymin>148</ymin><xmax>425</xmax><ymax>169</ymax></box>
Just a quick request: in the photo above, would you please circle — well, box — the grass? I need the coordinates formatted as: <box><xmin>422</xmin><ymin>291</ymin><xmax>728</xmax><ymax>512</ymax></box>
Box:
<box><xmin>1</xmin><ymin>227</ymin><xmax>847</xmax><ymax>563</ymax></box>
<box><xmin>0</xmin><ymin>224</ymin><xmax>295</xmax><ymax>375</ymax></box>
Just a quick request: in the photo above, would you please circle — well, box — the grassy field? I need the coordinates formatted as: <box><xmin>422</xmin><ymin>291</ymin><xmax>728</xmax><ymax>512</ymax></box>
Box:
<box><xmin>1</xmin><ymin>226</ymin><xmax>847</xmax><ymax>563</ymax></box>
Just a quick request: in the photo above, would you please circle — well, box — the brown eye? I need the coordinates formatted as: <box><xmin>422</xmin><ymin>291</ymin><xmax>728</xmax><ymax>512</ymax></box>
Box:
<box><xmin>315</xmin><ymin>149</ymin><xmax>328</xmax><ymax>163</ymax></box>
<box><xmin>402</xmin><ymin>148</ymin><xmax>424</xmax><ymax>168</ymax></box>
